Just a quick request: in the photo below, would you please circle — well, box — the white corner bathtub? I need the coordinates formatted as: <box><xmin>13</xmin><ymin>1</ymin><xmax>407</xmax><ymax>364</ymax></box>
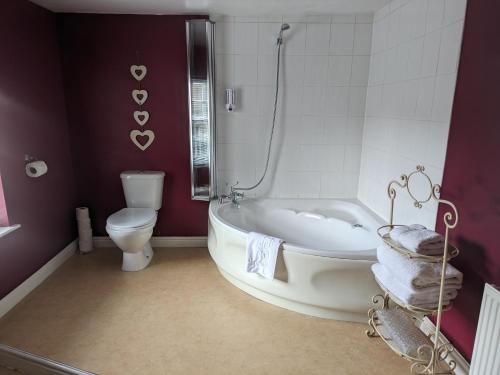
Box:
<box><xmin>208</xmin><ymin>198</ymin><xmax>385</xmax><ymax>322</ymax></box>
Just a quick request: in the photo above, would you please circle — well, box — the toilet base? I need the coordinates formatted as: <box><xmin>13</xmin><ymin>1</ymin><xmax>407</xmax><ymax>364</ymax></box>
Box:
<box><xmin>122</xmin><ymin>243</ymin><xmax>154</xmax><ymax>272</ymax></box>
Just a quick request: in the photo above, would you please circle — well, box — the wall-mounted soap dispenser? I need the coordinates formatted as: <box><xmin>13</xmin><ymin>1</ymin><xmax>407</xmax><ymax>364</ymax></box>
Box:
<box><xmin>225</xmin><ymin>88</ymin><xmax>235</xmax><ymax>112</ymax></box>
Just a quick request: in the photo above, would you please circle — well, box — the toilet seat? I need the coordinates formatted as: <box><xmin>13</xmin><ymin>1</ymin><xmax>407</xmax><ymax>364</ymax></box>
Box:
<box><xmin>107</xmin><ymin>208</ymin><xmax>157</xmax><ymax>231</ymax></box>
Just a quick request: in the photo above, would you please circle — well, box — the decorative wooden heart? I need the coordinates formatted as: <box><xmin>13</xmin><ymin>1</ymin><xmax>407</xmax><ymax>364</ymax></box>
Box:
<box><xmin>132</xmin><ymin>89</ymin><xmax>148</xmax><ymax>105</ymax></box>
<box><xmin>130</xmin><ymin>129</ymin><xmax>155</xmax><ymax>151</ymax></box>
<box><xmin>130</xmin><ymin>65</ymin><xmax>147</xmax><ymax>81</ymax></box>
<box><xmin>133</xmin><ymin>110</ymin><xmax>150</xmax><ymax>126</ymax></box>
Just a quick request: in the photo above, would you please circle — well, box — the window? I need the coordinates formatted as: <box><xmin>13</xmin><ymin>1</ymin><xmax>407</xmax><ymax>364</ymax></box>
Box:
<box><xmin>0</xmin><ymin>174</ymin><xmax>8</xmax><ymax>227</ymax></box>
<box><xmin>0</xmin><ymin>173</ymin><xmax>20</xmax><ymax>238</ymax></box>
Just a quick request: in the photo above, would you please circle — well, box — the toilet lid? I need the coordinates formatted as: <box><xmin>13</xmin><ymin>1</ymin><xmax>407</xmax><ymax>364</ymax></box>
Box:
<box><xmin>107</xmin><ymin>208</ymin><xmax>156</xmax><ymax>229</ymax></box>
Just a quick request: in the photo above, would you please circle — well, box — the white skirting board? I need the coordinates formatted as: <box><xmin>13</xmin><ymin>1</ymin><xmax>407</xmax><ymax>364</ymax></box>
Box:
<box><xmin>419</xmin><ymin>317</ymin><xmax>470</xmax><ymax>375</ymax></box>
<box><xmin>93</xmin><ymin>236</ymin><xmax>208</xmax><ymax>248</ymax></box>
<box><xmin>0</xmin><ymin>240</ymin><xmax>77</xmax><ymax>319</ymax></box>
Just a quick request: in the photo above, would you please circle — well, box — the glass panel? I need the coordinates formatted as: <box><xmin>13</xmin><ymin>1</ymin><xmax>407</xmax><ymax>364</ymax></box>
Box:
<box><xmin>186</xmin><ymin>20</ymin><xmax>216</xmax><ymax>200</ymax></box>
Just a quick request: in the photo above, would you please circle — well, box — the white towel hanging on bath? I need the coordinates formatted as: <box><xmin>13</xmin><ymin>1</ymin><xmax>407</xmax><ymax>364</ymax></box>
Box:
<box><xmin>246</xmin><ymin>232</ymin><xmax>283</xmax><ymax>280</ymax></box>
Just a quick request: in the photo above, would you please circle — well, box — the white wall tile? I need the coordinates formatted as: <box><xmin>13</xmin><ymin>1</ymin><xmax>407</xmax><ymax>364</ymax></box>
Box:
<box><xmin>344</xmin><ymin>144</ymin><xmax>362</xmax><ymax>172</ymax></box>
<box><xmin>233</xmin><ymin>23</ymin><xmax>258</xmax><ymax>55</ymax></box>
<box><xmin>216</xmin><ymin>14</ymin><xmax>371</xmax><ymax>198</ymax></box>
<box><xmin>328</xmin><ymin>55</ymin><xmax>353</xmax><ymax>85</ymax></box>
<box><xmin>284</xmin><ymin>115</ymin><xmax>325</xmax><ymax>145</ymax></box>
<box><xmin>304</xmin><ymin>55</ymin><xmax>329</xmax><ymax>85</ymax></box>
<box><xmin>346</xmin><ymin>117</ymin><xmax>364</xmax><ymax>144</ymax></box>
<box><xmin>306</xmin><ymin>15</ymin><xmax>332</xmax><ymax>24</ymax></box>
<box><xmin>305</xmin><ymin>23</ymin><xmax>331</xmax><ymax>55</ymax></box>
<box><xmin>407</xmin><ymin>37</ymin><xmax>424</xmax><ymax>80</ymax></box>
<box><xmin>353</xmin><ymin>24</ymin><xmax>373</xmax><ymax>55</ymax></box>
<box><xmin>279</xmin><ymin>172</ymin><xmax>321</xmax><ymax>197</ymax></box>
<box><xmin>281</xmin><ymin>86</ymin><xmax>304</xmax><ymax>115</ymax></box>
<box><xmin>234</xmin><ymin>54</ymin><xmax>258</xmax><ymax>85</ymax></box>
<box><xmin>333</xmin><ymin>15</ymin><xmax>356</xmax><ymax>24</ymax></box>
<box><xmin>426</xmin><ymin>0</ymin><xmax>445</xmax><ymax>32</ymax></box>
<box><xmin>257</xmin><ymin>86</ymin><xmax>275</xmax><ymax>116</ymax></box>
<box><xmin>258</xmin><ymin>23</ymin><xmax>282</xmax><ymax>55</ymax></box>
<box><xmin>424</xmin><ymin>122</ymin><xmax>450</xmax><ymax>168</ymax></box>
<box><xmin>431</xmin><ymin>73</ymin><xmax>456</xmax><ymax>122</ymax></box>
<box><xmin>238</xmin><ymin>85</ymin><xmax>259</xmax><ymax>115</ymax></box>
<box><xmin>320</xmin><ymin>172</ymin><xmax>345</xmax><ymax>197</ymax></box>
<box><xmin>401</xmin><ymin>80</ymin><xmax>419</xmax><ymax>118</ymax></box>
<box><xmin>324</xmin><ymin>116</ymin><xmax>347</xmax><ymax>144</ymax></box>
<box><xmin>349</xmin><ymin>87</ymin><xmax>367</xmax><ymax>116</ymax></box>
<box><xmin>325</xmin><ymin>86</ymin><xmax>350</xmax><ymax>116</ymax></box>
<box><xmin>407</xmin><ymin>0</ymin><xmax>428</xmax><ymax>39</ymax></box>
<box><xmin>234</xmin><ymin>16</ymin><xmax>260</xmax><ymax>23</ymax></box>
<box><xmin>217</xmin><ymin>113</ymin><xmax>258</xmax><ymax>144</ymax></box>
<box><xmin>415</xmin><ymin>77</ymin><xmax>435</xmax><ymax>120</ymax></box>
<box><xmin>355</xmin><ymin>14</ymin><xmax>374</xmax><ymax>24</ymax></box>
<box><xmin>283</xmin><ymin>55</ymin><xmax>306</xmax><ymax>85</ymax></box>
<box><xmin>421</xmin><ymin>30</ymin><xmax>441</xmax><ymax>77</ymax></box>
<box><xmin>387</xmin><ymin>9</ymin><xmax>401</xmax><ymax>49</ymax></box>
<box><xmin>330</xmin><ymin>24</ymin><xmax>354</xmax><ymax>55</ymax></box>
<box><xmin>257</xmin><ymin>54</ymin><xmax>275</xmax><ymax>85</ymax></box>
<box><xmin>258</xmin><ymin>15</ymin><xmax>283</xmax><ymax>23</ymax></box>
<box><xmin>437</xmin><ymin>21</ymin><xmax>464</xmax><ymax>75</ymax></box>
<box><xmin>217</xmin><ymin>143</ymin><xmax>255</xmax><ymax>171</ymax></box>
<box><xmin>358</xmin><ymin>0</ymin><xmax>466</xmax><ymax>225</ymax></box>
<box><xmin>283</xmin><ymin>23</ymin><xmax>306</xmax><ymax>55</ymax></box>
<box><xmin>302</xmin><ymin>86</ymin><xmax>326</xmax><ymax>115</ymax></box>
<box><xmin>325</xmin><ymin>145</ymin><xmax>346</xmax><ymax>172</ymax></box>
<box><xmin>351</xmin><ymin>56</ymin><xmax>370</xmax><ymax>85</ymax></box>
<box><xmin>372</xmin><ymin>17</ymin><xmax>388</xmax><ymax>54</ymax></box>
<box><xmin>443</xmin><ymin>0</ymin><xmax>467</xmax><ymax>26</ymax></box>
<box><xmin>215</xmin><ymin>22</ymin><xmax>233</xmax><ymax>54</ymax></box>
<box><xmin>216</xmin><ymin>54</ymin><xmax>233</xmax><ymax>85</ymax></box>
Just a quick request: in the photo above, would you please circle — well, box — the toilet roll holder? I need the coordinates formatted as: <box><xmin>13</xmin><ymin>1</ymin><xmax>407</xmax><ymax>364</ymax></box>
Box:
<box><xmin>24</xmin><ymin>154</ymin><xmax>37</xmax><ymax>163</ymax></box>
<box><xmin>24</xmin><ymin>154</ymin><xmax>48</xmax><ymax>178</ymax></box>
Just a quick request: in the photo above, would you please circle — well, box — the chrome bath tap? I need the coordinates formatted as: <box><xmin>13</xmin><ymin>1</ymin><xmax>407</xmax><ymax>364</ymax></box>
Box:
<box><xmin>218</xmin><ymin>183</ymin><xmax>244</xmax><ymax>207</ymax></box>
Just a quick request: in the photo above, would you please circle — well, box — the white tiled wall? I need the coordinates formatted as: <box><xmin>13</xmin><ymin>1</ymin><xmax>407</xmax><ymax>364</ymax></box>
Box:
<box><xmin>357</xmin><ymin>0</ymin><xmax>467</xmax><ymax>228</ymax></box>
<box><xmin>213</xmin><ymin>14</ymin><xmax>373</xmax><ymax>198</ymax></box>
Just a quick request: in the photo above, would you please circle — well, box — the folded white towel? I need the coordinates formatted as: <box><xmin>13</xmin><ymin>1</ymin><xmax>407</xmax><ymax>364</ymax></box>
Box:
<box><xmin>372</xmin><ymin>263</ymin><xmax>458</xmax><ymax>309</ymax></box>
<box><xmin>377</xmin><ymin>245</ymin><xmax>463</xmax><ymax>289</ymax></box>
<box><xmin>246</xmin><ymin>232</ymin><xmax>283</xmax><ymax>280</ymax></box>
<box><xmin>376</xmin><ymin>309</ymin><xmax>432</xmax><ymax>359</ymax></box>
<box><xmin>398</xmin><ymin>228</ymin><xmax>445</xmax><ymax>255</ymax></box>
<box><xmin>389</xmin><ymin>224</ymin><xmax>426</xmax><ymax>243</ymax></box>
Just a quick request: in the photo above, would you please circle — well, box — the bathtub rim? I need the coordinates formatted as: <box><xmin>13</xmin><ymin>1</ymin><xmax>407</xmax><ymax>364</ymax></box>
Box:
<box><xmin>209</xmin><ymin>198</ymin><xmax>384</xmax><ymax>261</ymax></box>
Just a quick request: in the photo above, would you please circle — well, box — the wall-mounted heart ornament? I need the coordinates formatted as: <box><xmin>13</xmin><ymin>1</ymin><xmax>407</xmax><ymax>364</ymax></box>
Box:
<box><xmin>132</xmin><ymin>89</ymin><xmax>148</xmax><ymax>105</ymax></box>
<box><xmin>133</xmin><ymin>110</ymin><xmax>150</xmax><ymax>126</ymax></box>
<box><xmin>130</xmin><ymin>129</ymin><xmax>155</xmax><ymax>151</ymax></box>
<box><xmin>130</xmin><ymin>65</ymin><xmax>147</xmax><ymax>81</ymax></box>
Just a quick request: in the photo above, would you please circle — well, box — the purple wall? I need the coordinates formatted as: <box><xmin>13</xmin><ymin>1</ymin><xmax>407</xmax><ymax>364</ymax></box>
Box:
<box><xmin>0</xmin><ymin>1</ymin><xmax>76</xmax><ymax>298</ymax></box>
<box><xmin>436</xmin><ymin>0</ymin><xmax>500</xmax><ymax>361</ymax></box>
<box><xmin>58</xmin><ymin>14</ymin><xmax>209</xmax><ymax>236</ymax></box>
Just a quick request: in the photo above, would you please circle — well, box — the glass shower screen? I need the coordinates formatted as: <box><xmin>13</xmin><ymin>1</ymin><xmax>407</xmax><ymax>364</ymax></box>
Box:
<box><xmin>186</xmin><ymin>20</ymin><xmax>216</xmax><ymax>201</ymax></box>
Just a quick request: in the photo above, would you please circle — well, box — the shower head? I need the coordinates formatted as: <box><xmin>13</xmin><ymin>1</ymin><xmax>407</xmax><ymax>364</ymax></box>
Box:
<box><xmin>277</xmin><ymin>23</ymin><xmax>291</xmax><ymax>45</ymax></box>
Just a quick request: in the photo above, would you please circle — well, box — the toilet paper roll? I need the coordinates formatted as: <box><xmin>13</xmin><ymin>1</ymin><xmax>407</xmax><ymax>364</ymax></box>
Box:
<box><xmin>79</xmin><ymin>239</ymin><xmax>93</xmax><ymax>253</ymax></box>
<box><xmin>78</xmin><ymin>227</ymin><xmax>93</xmax><ymax>238</ymax></box>
<box><xmin>25</xmin><ymin>161</ymin><xmax>48</xmax><ymax>178</ymax></box>
<box><xmin>76</xmin><ymin>207</ymin><xmax>89</xmax><ymax>220</ymax></box>
<box><xmin>76</xmin><ymin>206</ymin><xmax>93</xmax><ymax>253</ymax></box>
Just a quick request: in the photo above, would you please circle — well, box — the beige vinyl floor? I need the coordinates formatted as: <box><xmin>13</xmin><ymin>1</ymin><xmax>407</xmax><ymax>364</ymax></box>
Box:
<box><xmin>0</xmin><ymin>247</ymin><xmax>411</xmax><ymax>374</ymax></box>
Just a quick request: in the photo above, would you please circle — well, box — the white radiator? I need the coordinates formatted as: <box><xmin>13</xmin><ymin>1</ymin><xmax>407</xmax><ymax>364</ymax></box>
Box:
<box><xmin>470</xmin><ymin>284</ymin><xmax>500</xmax><ymax>375</ymax></box>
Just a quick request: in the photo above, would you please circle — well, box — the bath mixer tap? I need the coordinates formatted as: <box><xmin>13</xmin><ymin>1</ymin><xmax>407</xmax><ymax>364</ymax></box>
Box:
<box><xmin>219</xmin><ymin>183</ymin><xmax>244</xmax><ymax>207</ymax></box>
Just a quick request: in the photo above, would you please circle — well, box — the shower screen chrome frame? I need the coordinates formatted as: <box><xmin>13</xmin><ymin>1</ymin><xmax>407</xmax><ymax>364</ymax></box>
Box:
<box><xmin>186</xmin><ymin>20</ymin><xmax>217</xmax><ymax>201</ymax></box>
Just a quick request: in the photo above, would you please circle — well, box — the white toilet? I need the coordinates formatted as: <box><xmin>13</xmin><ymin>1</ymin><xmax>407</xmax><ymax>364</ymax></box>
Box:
<box><xmin>106</xmin><ymin>171</ymin><xmax>165</xmax><ymax>271</ymax></box>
